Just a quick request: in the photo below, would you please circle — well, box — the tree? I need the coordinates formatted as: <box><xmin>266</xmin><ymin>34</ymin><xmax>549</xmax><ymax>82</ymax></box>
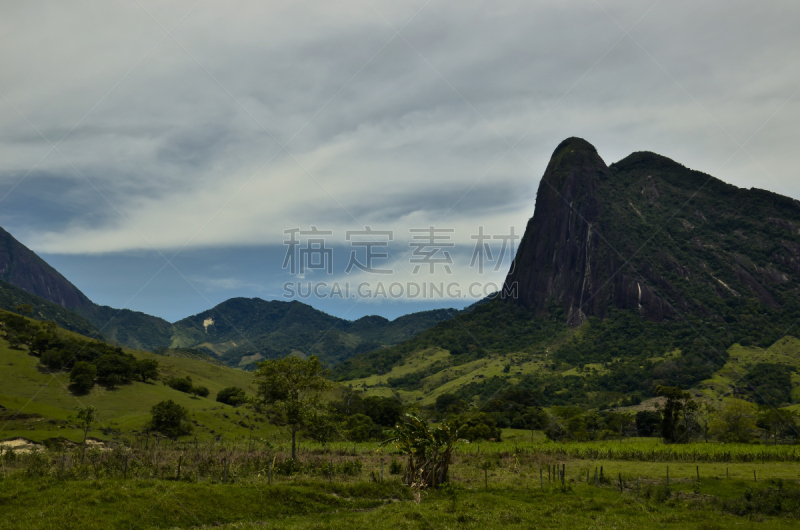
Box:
<box><xmin>216</xmin><ymin>386</ymin><xmax>248</xmax><ymax>406</ymax></box>
<box><xmin>656</xmin><ymin>386</ymin><xmax>697</xmax><ymax>443</ymax></box>
<box><xmin>70</xmin><ymin>362</ymin><xmax>97</xmax><ymax>394</ymax></box>
<box><xmin>435</xmin><ymin>393</ymin><xmax>462</xmax><ymax>414</ymax></box>
<box><xmin>252</xmin><ymin>355</ymin><xmax>331</xmax><ymax>460</ymax></box>
<box><xmin>134</xmin><ymin>359</ymin><xmax>159</xmax><ymax>383</ymax></box>
<box><xmin>41</xmin><ymin>349</ymin><xmax>65</xmax><ymax>371</ymax></box>
<box><xmin>709</xmin><ymin>399</ymin><xmax>758</xmax><ymax>443</ymax></box>
<box><xmin>344</xmin><ymin>413</ymin><xmax>383</xmax><ymax>442</ymax></box>
<box><xmin>757</xmin><ymin>406</ymin><xmax>797</xmax><ymax>444</ymax></box>
<box><xmin>363</xmin><ymin>396</ymin><xmax>404</xmax><ymax>426</ymax></box>
<box><xmin>14</xmin><ymin>304</ymin><xmax>32</xmax><ymax>315</ymax></box>
<box><xmin>96</xmin><ymin>354</ymin><xmax>135</xmax><ymax>388</ymax></box>
<box><xmin>149</xmin><ymin>400</ymin><xmax>192</xmax><ymax>438</ymax></box>
<box><xmin>635</xmin><ymin>410</ymin><xmax>661</xmax><ymax>437</ymax></box>
<box><xmin>452</xmin><ymin>413</ymin><xmax>502</xmax><ymax>441</ymax></box>
<box><xmin>74</xmin><ymin>405</ymin><xmax>98</xmax><ymax>462</ymax></box>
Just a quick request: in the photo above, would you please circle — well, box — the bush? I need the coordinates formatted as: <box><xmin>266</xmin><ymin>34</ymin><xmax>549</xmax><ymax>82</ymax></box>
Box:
<box><xmin>216</xmin><ymin>386</ymin><xmax>248</xmax><ymax>406</ymax></box>
<box><xmin>165</xmin><ymin>376</ymin><xmax>193</xmax><ymax>393</ymax></box>
<box><xmin>389</xmin><ymin>458</ymin><xmax>403</xmax><ymax>475</ymax></box>
<box><xmin>192</xmin><ymin>386</ymin><xmax>210</xmax><ymax>398</ymax></box>
<box><xmin>149</xmin><ymin>399</ymin><xmax>192</xmax><ymax>437</ymax></box>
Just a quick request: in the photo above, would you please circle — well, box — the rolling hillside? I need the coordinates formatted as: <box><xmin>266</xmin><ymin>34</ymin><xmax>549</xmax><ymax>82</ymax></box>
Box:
<box><xmin>0</xmin><ymin>309</ymin><xmax>260</xmax><ymax>444</ymax></box>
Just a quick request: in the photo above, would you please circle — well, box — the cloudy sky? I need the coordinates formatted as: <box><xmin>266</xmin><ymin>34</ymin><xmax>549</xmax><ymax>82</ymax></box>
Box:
<box><xmin>1</xmin><ymin>0</ymin><xmax>798</xmax><ymax>322</ymax></box>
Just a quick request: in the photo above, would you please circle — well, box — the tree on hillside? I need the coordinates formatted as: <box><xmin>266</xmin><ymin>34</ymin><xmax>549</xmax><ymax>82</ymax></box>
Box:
<box><xmin>74</xmin><ymin>405</ymin><xmax>98</xmax><ymax>462</ymax></box>
<box><xmin>134</xmin><ymin>359</ymin><xmax>159</xmax><ymax>383</ymax></box>
<box><xmin>149</xmin><ymin>400</ymin><xmax>192</xmax><ymax>438</ymax></box>
<box><xmin>96</xmin><ymin>353</ymin><xmax>135</xmax><ymax>388</ymax></box>
<box><xmin>252</xmin><ymin>355</ymin><xmax>331</xmax><ymax>460</ymax></box>
<box><xmin>656</xmin><ymin>386</ymin><xmax>697</xmax><ymax>443</ymax></box>
<box><xmin>709</xmin><ymin>399</ymin><xmax>758</xmax><ymax>443</ymax></box>
<box><xmin>70</xmin><ymin>362</ymin><xmax>97</xmax><ymax>394</ymax></box>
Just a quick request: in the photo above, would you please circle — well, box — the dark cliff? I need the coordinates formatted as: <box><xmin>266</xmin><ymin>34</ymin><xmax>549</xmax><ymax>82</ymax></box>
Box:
<box><xmin>504</xmin><ymin>138</ymin><xmax>800</xmax><ymax>328</ymax></box>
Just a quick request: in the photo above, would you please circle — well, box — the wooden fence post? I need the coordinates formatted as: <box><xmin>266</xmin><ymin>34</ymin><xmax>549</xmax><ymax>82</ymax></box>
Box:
<box><xmin>484</xmin><ymin>468</ymin><xmax>488</xmax><ymax>488</ymax></box>
<box><xmin>177</xmin><ymin>456</ymin><xmax>182</xmax><ymax>481</ymax></box>
<box><xmin>618</xmin><ymin>473</ymin><xmax>623</xmax><ymax>493</ymax></box>
<box><xmin>696</xmin><ymin>466</ymin><xmax>699</xmax><ymax>481</ymax></box>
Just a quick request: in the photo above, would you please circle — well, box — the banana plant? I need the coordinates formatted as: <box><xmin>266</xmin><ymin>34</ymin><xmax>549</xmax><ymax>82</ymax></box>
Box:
<box><xmin>381</xmin><ymin>413</ymin><xmax>461</xmax><ymax>488</ymax></box>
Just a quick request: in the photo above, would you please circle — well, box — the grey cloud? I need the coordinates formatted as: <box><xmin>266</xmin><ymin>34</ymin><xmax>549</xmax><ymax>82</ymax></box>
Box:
<box><xmin>0</xmin><ymin>0</ymin><xmax>798</xmax><ymax>255</ymax></box>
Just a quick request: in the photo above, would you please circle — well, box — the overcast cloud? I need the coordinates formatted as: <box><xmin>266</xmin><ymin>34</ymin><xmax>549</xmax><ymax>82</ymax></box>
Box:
<box><xmin>1</xmin><ymin>0</ymin><xmax>798</xmax><ymax>320</ymax></box>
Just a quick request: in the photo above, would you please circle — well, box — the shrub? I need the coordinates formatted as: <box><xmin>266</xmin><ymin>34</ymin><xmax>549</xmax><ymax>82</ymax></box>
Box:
<box><xmin>216</xmin><ymin>386</ymin><xmax>248</xmax><ymax>406</ymax></box>
<box><xmin>149</xmin><ymin>399</ymin><xmax>192</xmax><ymax>437</ymax></box>
<box><xmin>192</xmin><ymin>386</ymin><xmax>210</xmax><ymax>398</ymax></box>
<box><xmin>165</xmin><ymin>376</ymin><xmax>193</xmax><ymax>393</ymax></box>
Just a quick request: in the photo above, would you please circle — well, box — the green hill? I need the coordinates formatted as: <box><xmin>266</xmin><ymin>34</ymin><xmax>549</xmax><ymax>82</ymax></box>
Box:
<box><xmin>169</xmin><ymin>298</ymin><xmax>458</xmax><ymax>369</ymax></box>
<box><xmin>0</xmin><ymin>309</ymin><xmax>260</xmax><ymax>444</ymax></box>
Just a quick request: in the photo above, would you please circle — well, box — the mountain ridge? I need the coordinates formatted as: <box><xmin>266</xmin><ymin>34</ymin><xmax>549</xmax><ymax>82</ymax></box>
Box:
<box><xmin>0</xmin><ymin>228</ymin><xmax>457</xmax><ymax>368</ymax></box>
<box><xmin>337</xmin><ymin>137</ymin><xmax>800</xmax><ymax>408</ymax></box>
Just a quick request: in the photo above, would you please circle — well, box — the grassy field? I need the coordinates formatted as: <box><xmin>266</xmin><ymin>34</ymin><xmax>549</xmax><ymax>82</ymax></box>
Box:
<box><xmin>3</xmin><ymin>437</ymin><xmax>800</xmax><ymax>529</ymax></box>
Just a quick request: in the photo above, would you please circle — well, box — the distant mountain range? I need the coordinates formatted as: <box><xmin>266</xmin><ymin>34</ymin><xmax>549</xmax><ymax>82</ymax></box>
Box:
<box><xmin>334</xmin><ymin>138</ymin><xmax>800</xmax><ymax>408</ymax></box>
<box><xmin>0</xmin><ymin>227</ymin><xmax>456</xmax><ymax>368</ymax></box>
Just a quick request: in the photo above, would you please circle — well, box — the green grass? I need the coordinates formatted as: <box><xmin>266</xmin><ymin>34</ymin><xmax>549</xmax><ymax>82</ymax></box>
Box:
<box><xmin>3</xmin><ymin>473</ymin><xmax>800</xmax><ymax>529</ymax></box>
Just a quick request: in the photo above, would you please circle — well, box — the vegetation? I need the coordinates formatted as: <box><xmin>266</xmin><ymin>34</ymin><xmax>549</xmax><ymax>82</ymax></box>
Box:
<box><xmin>216</xmin><ymin>386</ymin><xmax>248</xmax><ymax>406</ymax></box>
<box><xmin>148</xmin><ymin>399</ymin><xmax>192</xmax><ymax>437</ymax></box>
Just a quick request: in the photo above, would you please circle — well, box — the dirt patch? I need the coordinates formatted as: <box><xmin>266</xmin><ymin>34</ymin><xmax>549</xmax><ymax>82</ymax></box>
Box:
<box><xmin>0</xmin><ymin>437</ymin><xmax>40</xmax><ymax>453</ymax></box>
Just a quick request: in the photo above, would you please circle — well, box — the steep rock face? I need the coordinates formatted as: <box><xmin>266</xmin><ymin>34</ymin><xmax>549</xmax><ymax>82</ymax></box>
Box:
<box><xmin>503</xmin><ymin>138</ymin><xmax>800</xmax><ymax>328</ymax></box>
<box><xmin>0</xmin><ymin>227</ymin><xmax>92</xmax><ymax>309</ymax></box>
<box><xmin>503</xmin><ymin>138</ymin><xmax>671</xmax><ymax>324</ymax></box>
